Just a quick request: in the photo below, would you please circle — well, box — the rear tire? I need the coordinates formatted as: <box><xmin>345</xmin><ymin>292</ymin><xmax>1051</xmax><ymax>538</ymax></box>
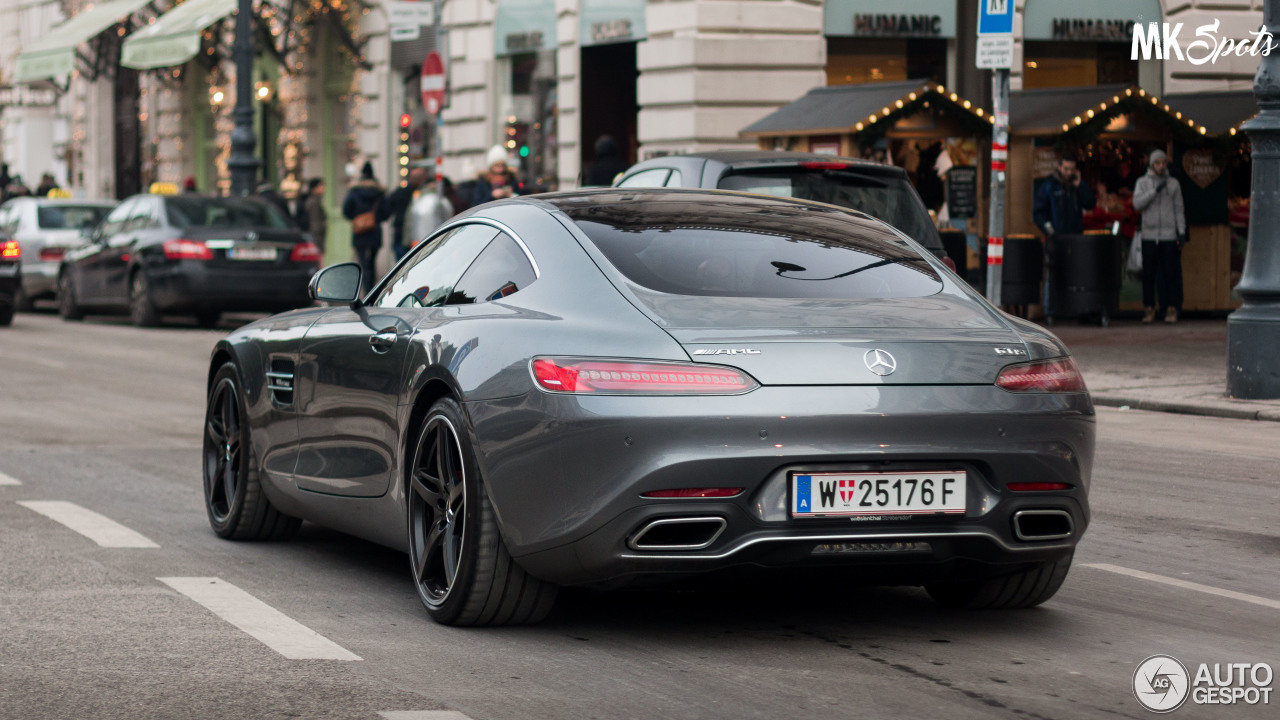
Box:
<box><xmin>407</xmin><ymin>397</ymin><xmax>558</xmax><ymax>626</ymax></box>
<box><xmin>129</xmin><ymin>270</ymin><xmax>162</xmax><ymax>327</ymax></box>
<box><xmin>58</xmin><ymin>271</ymin><xmax>85</xmax><ymax>321</ymax></box>
<box><xmin>203</xmin><ymin>362</ymin><xmax>300</xmax><ymax>541</ymax></box>
<box><xmin>0</xmin><ymin>303</ymin><xmax>13</xmax><ymax>326</ymax></box>
<box><xmin>14</xmin><ymin>287</ymin><xmax>34</xmax><ymax>312</ymax></box>
<box><xmin>926</xmin><ymin>552</ymin><xmax>1073</xmax><ymax>610</ymax></box>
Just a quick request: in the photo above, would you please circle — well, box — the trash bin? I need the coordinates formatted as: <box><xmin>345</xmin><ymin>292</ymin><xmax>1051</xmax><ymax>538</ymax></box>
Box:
<box><xmin>1001</xmin><ymin>234</ymin><xmax>1043</xmax><ymax>306</ymax></box>
<box><xmin>1047</xmin><ymin>232</ymin><xmax>1123</xmax><ymax>326</ymax></box>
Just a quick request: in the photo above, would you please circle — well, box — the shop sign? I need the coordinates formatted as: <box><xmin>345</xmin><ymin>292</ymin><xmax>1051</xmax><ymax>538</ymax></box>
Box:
<box><xmin>1052</xmin><ymin>18</ymin><xmax>1134</xmax><ymax>42</ymax></box>
<box><xmin>1181</xmin><ymin>148</ymin><xmax>1223</xmax><ymax>189</ymax></box>
<box><xmin>824</xmin><ymin>0</ymin><xmax>955</xmax><ymax>39</ymax></box>
<box><xmin>505</xmin><ymin>31</ymin><xmax>546</xmax><ymax>53</ymax></box>
<box><xmin>947</xmin><ymin>166</ymin><xmax>978</xmax><ymax>219</ymax></box>
<box><xmin>0</xmin><ymin>85</ymin><xmax>57</xmax><ymax>107</ymax></box>
<box><xmin>1023</xmin><ymin>0</ymin><xmax>1161</xmax><ymax>42</ymax></box>
<box><xmin>494</xmin><ymin>0</ymin><xmax>557</xmax><ymax>56</ymax></box>
<box><xmin>580</xmin><ymin>0</ymin><xmax>647</xmax><ymax>47</ymax></box>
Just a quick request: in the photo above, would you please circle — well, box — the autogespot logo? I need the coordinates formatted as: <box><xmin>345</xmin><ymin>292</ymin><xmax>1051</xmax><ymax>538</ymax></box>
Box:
<box><xmin>1135</xmin><ymin>655</ymin><xmax>1190</xmax><ymax>713</ymax></box>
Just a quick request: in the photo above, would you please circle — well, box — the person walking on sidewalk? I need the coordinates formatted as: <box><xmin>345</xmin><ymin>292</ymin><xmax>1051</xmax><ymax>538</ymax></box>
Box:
<box><xmin>342</xmin><ymin>162</ymin><xmax>388</xmax><ymax>294</ymax></box>
<box><xmin>1133</xmin><ymin>149</ymin><xmax>1187</xmax><ymax>324</ymax></box>
<box><xmin>1033</xmin><ymin>155</ymin><xmax>1096</xmax><ymax>318</ymax></box>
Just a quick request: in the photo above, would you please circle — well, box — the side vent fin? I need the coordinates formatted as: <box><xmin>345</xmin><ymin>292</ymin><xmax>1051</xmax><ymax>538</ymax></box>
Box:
<box><xmin>267</xmin><ymin>359</ymin><xmax>295</xmax><ymax>407</ymax></box>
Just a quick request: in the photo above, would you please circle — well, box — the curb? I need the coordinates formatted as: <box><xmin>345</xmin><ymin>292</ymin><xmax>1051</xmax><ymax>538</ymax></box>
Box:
<box><xmin>1091</xmin><ymin>394</ymin><xmax>1280</xmax><ymax>422</ymax></box>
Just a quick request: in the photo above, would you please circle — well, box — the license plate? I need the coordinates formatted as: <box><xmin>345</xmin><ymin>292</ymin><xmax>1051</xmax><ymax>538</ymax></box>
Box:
<box><xmin>227</xmin><ymin>246</ymin><xmax>277</xmax><ymax>261</ymax></box>
<box><xmin>791</xmin><ymin>471</ymin><xmax>966</xmax><ymax>518</ymax></box>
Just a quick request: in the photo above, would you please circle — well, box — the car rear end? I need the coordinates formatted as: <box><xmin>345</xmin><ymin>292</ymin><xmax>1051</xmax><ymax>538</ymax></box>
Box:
<box><xmin>482</xmin><ymin>191</ymin><xmax>1093</xmax><ymax>590</ymax></box>
<box><xmin>145</xmin><ymin>197</ymin><xmax>320</xmax><ymax>314</ymax></box>
<box><xmin>18</xmin><ymin>202</ymin><xmax>113</xmax><ymax>301</ymax></box>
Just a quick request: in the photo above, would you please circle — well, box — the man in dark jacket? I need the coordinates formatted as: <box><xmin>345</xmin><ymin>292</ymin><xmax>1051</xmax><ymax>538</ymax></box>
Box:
<box><xmin>342</xmin><ymin>162</ymin><xmax>388</xmax><ymax>294</ymax></box>
<box><xmin>1032</xmin><ymin>156</ymin><xmax>1096</xmax><ymax>316</ymax></box>
<box><xmin>582</xmin><ymin>135</ymin><xmax>629</xmax><ymax>186</ymax></box>
<box><xmin>385</xmin><ymin>166</ymin><xmax>429</xmax><ymax>260</ymax></box>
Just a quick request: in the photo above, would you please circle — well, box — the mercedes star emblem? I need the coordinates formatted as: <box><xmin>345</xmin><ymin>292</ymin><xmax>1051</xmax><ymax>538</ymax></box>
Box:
<box><xmin>863</xmin><ymin>348</ymin><xmax>897</xmax><ymax>376</ymax></box>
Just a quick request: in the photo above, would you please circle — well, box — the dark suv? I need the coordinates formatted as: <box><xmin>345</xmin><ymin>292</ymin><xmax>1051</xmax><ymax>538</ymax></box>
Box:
<box><xmin>613</xmin><ymin>151</ymin><xmax>945</xmax><ymax>258</ymax></box>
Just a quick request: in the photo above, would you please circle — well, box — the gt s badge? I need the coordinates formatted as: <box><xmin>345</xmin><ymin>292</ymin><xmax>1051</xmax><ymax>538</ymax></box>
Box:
<box><xmin>993</xmin><ymin>347</ymin><xmax>1027</xmax><ymax>356</ymax></box>
<box><xmin>693</xmin><ymin>348</ymin><xmax>762</xmax><ymax>355</ymax></box>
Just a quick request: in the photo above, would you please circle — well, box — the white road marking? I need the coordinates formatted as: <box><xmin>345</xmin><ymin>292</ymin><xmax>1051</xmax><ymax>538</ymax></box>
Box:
<box><xmin>17</xmin><ymin>501</ymin><xmax>159</xmax><ymax>548</ymax></box>
<box><xmin>157</xmin><ymin>577</ymin><xmax>362</xmax><ymax>661</ymax></box>
<box><xmin>381</xmin><ymin>707</ymin><xmax>478</xmax><ymax>712</ymax></box>
<box><xmin>0</xmin><ymin>471</ymin><xmax>20</xmax><ymax>485</ymax></box>
<box><xmin>1083</xmin><ymin>563</ymin><xmax>1280</xmax><ymax>611</ymax></box>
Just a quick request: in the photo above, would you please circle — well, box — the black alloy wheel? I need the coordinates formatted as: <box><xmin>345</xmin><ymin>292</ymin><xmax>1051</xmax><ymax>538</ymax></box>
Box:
<box><xmin>58</xmin><ymin>271</ymin><xmax>84</xmax><ymax>321</ymax></box>
<box><xmin>407</xmin><ymin>397</ymin><xmax>557</xmax><ymax>626</ymax></box>
<box><xmin>129</xmin><ymin>270</ymin><xmax>161</xmax><ymax>327</ymax></box>
<box><xmin>203</xmin><ymin>363</ymin><xmax>299</xmax><ymax>540</ymax></box>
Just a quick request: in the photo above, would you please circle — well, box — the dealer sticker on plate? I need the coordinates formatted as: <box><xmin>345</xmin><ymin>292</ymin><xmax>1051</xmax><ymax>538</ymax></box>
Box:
<box><xmin>792</xmin><ymin>471</ymin><xmax>966</xmax><ymax>518</ymax></box>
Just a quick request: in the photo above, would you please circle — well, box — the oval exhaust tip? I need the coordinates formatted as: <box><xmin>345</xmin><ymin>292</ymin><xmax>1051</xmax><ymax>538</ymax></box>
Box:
<box><xmin>628</xmin><ymin>517</ymin><xmax>727</xmax><ymax>551</ymax></box>
<box><xmin>1013</xmin><ymin>509</ymin><xmax>1074</xmax><ymax>541</ymax></box>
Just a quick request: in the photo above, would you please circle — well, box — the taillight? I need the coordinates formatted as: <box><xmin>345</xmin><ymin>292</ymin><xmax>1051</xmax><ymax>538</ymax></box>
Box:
<box><xmin>643</xmin><ymin>488</ymin><xmax>744</xmax><ymax>498</ymax></box>
<box><xmin>995</xmin><ymin>357</ymin><xmax>1087</xmax><ymax>393</ymax></box>
<box><xmin>39</xmin><ymin>247</ymin><xmax>65</xmax><ymax>262</ymax></box>
<box><xmin>531</xmin><ymin>357</ymin><xmax>758</xmax><ymax>395</ymax></box>
<box><xmin>1007</xmin><ymin>482</ymin><xmax>1072</xmax><ymax>492</ymax></box>
<box><xmin>162</xmin><ymin>238</ymin><xmax>212</xmax><ymax>260</ymax></box>
<box><xmin>800</xmin><ymin>161</ymin><xmax>850</xmax><ymax>170</ymax></box>
<box><xmin>0</xmin><ymin>240</ymin><xmax>19</xmax><ymax>258</ymax></box>
<box><xmin>290</xmin><ymin>242</ymin><xmax>322</xmax><ymax>263</ymax></box>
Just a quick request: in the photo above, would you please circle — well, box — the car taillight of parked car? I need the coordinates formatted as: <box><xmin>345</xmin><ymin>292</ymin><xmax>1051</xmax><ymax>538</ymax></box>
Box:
<box><xmin>162</xmin><ymin>239</ymin><xmax>213</xmax><ymax>261</ymax></box>
<box><xmin>38</xmin><ymin>247</ymin><xmax>65</xmax><ymax>262</ymax></box>
<box><xmin>0</xmin><ymin>240</ymin><xmax>19</xmax><ymax>259</ymax></box>
<box><xmin>995</xmin><ymin>357</ymin><xmax>1087</xmax><ymax>393</ymax></box>
<box><xmin>289</xmin><ymin>242</ymin><xmax>322</xmax><ymax>263</ymax></box>
<box><xmin>532</xmin><ymin>357</ymin><xmax>759</xmax><ymax>395</ymax></box>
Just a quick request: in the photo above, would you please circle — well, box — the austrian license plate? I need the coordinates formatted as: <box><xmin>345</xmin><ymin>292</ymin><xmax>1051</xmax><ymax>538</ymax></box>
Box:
<box><xmin>791</xmin><ymin>471</ymin><xmax>966</xmax><ymax>518</ymax></box>
<box><xmin>227</xmin><ymin>246</ymin><xmax>277</xmax><ymax>261</ymax></box>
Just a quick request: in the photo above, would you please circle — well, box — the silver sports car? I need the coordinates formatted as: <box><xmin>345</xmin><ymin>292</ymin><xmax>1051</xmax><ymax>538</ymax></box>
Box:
<box><xmin>204</xmin><ymin>189</ymin><xmax>1094</xmax><ymax>626</ymax></box>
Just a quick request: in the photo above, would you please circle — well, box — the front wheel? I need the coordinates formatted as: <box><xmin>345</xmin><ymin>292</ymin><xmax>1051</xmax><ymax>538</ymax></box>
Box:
<box><xmin>129</xmin><ymin>270</ymin><xmax>161</xmax><ymax>327</ymax></box>
<box><xmin>925</xmin><ymin>552</ymin><xmax>1073</xmax><ymax>610</ymax></box>
<box><xmin>204</xmin><ymin>362</ymin><xmax>300</xmax><ymax>540</ymax></box>
<box><xmin>0</xmin><ymin>303</ymin><xmax>13</xmax><ymax>326</ymax></box>
<box><xmin>407</xmin><ymin>397</ymin><xmax>557</xmax><ymax>626</ymax></box>
<box><xmin>58</xmin><ymin>272</ymin><xmax>84</xmax><ymax>321</ymax></box>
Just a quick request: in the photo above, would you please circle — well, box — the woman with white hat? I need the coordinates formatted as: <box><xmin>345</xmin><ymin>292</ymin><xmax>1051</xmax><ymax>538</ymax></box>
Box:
<box><xmin>471</xmin><ymin>145</ymin><xmax>520</xmax><ymax>207</ymax></box>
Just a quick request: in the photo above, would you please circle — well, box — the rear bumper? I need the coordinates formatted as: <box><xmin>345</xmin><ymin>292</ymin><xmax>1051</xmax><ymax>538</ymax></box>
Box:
<box><xmin>20</xmin><ymin>260</ymin><xmax>58</xmax><ymax>298</ymax></box>
<box><xmin>465</xmin><ymin>385</ymin><xmax>1094</xmax><ymax>587</ymax></box>
<box><xmin>0</xmin><ymin>263</ymin><xmax>19</xmax><ymax>303</ymax></box>
<box><xmin>147</xmin><ymin>261</ymin><xmax>318</xmax><ymax>313</ymax></box>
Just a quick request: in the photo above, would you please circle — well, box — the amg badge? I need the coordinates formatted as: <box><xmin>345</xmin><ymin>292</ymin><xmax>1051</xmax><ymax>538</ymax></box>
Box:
<box><xmin>692</xmin><ymin>348</ymin><xmax>762</xmax><ymax>355</ymax></box>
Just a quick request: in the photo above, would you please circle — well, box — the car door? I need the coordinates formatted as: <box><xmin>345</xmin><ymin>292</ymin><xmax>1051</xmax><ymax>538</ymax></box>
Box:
<box><xmin>75</xmin><ymin>198</ymin><xmax>135</xmax><ymax>302</ymax></box>
<box><xmin>101</xmin><ymin>197</ymin><xmax>158</xmax><ymax>305</ymax></box>
<box><xmin>292</xmin><ymin>222</ymin><xmax>500</xmax><ymax>497</ymax></box>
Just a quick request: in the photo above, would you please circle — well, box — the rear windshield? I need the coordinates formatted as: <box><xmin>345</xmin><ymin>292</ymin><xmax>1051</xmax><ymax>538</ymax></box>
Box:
<box><xmin>37</xmin><ymin>205</ymin><xmax>111</xmax><ymax>230</ymax></box>
<box><xmin>165</xmin><ymin>197</ymin><xmax>293</xmax><ymax>229</ymax></box>
<box><xmin>717</xmin><ymin>170</ymin><xmax>940</xmax><ymax>248</ymax></box>
<box><xmin>566</xmin><ymin>194</ymin><xmax>941</xmax><ymax>299</ymax></box>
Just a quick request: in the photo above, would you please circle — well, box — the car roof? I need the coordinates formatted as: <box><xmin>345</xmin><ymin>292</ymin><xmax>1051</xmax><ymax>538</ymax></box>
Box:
<box><xmin>529</xmin><ymin>187</ymin><xmax>887</xmax><ymax>227</ymax></box>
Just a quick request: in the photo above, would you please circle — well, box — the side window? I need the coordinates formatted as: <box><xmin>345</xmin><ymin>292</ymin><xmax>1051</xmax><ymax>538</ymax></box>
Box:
<box><xmin>617</xmin><ymin>168</ymin><xmax>671</xmax><ymax>188</ymax></box>
<box><xmin>447</xmin><ymin>233</ymin><xmax>537</xmax><ymax>305</ymax></box>
<box><xmin>123</xmin><ymin>199</ymin><xmax>154</xmax><ymax>232</ymax></box>
<box><xmin>99</xmin><ymin>199</ymin><xmax>136</xmax><ymax>237</ymax></box>
<box><xmin>664</xmin><ymin>169</ymin><xmax>684</xmax><ymax>187</ymax></box>
<box><xmin>371</xmin><ymin>223</ymin><xmax>499</xmax><ymax>308</ymax></box>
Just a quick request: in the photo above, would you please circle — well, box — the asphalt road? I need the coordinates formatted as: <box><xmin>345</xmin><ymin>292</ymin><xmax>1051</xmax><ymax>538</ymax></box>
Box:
<box><xmin>1</xmin><ymin>311</ymin><xmax>1276</xmax><ymax>719</ymax></box>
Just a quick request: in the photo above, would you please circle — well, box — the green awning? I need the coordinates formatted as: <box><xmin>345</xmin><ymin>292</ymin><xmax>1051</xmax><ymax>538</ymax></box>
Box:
<box><xmin>122</xmin><ymin>0</ymin><xmax>235</xmax><ymax>69</ymax></box>
<box><xmin>14</xmin><ymin>0</ymin><xmax>155</xmax><ymax>82</ymax></box>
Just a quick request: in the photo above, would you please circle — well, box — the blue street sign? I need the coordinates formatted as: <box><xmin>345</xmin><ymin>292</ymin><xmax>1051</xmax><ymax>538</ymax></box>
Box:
<box><xmin>978</xmin><ymin>0</ymin><xmax>1014</xmax><ymax>35</ymax></box>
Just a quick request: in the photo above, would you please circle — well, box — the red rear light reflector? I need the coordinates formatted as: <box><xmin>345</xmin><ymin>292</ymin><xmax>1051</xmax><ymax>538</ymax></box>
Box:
<box><xmin>800</xmin><ymin>161</ymin><xmax>850</xmax><ymax>170</ymax></box>
<box><xmin>1007</xmin><ymin>482</ymin><xmax>1071</xmax><ymax>492</ymax></box>
<box><xmin>643</xmin><ymin>488</ymin><xmax>744</xmax><ymax>499</ymax></box>
<box><xmin>996</xmin><ymin>357</ymin><xmax>1087</xmax><ymax>393</ymax></box>
<box><xmin>0</xmin><ymin>240</ymin><xmax>19</xmax><ymax>259</ymax></box>
<box><xmin>290</xmin><ymin>242</ymin><xmax>322</xmax><ymax>263</ymax></box>
<box><xmin>39</xmin><ymin>247</ymin><xmax>65</xmax><ymax>262</ymax></box>
<box><xmin>162</xmin><ymin>238</ymin><xmax>213</xmax><ymax>260</ymax></box>
<box><xmin>532</xmin><ymin>357</ymin><xmax>758</xmax><ymax>395</ymax></box>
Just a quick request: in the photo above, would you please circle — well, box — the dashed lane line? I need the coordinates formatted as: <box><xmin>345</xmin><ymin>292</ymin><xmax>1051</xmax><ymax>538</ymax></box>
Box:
<box><xmin>17</xmin><ymin>501</ymin><xmax>159</xmax><ymax>548</ymax></box>
<box><xmin>0</xmin><ymin>471</ymin><xmax>20</xmax><ymax>486</ymax></box>
<box><xmin>1083</xmin><ymin>563</ymin><xmax>1280</xmax><ymax>611</ymax></box>
<box><xmin>158</xmin><ymin>577</ymin><xmax>362</xmax><ymax>661</ymax></box>
<box><xmin>379</xmin><ymin>713</ymin><xmax>476</xmax><ymax>720</ymax></box>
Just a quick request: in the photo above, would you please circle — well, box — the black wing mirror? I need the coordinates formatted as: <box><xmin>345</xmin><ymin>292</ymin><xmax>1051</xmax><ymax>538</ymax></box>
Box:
<box><xmin>309</xmin><ymin>262</ymin><xmax>363</xmax><ymax>305</ymax></box>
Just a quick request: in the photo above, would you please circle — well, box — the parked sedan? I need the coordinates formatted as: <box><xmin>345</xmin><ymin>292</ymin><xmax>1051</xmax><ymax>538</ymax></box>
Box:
<box><xmin>59</xmin><ymin>194</ymin><xmax>321</xmax><ymax>327</ymax></box>
<box><xmin>614</xmin><ymin>151</ymin><xmax>947</xmax><ymax>259</ymax></box>
<box><xmin>204</xmin><ymin>189</ymin><xmax>1093</xmax><ymax>626</ymax></box>
<box><xmin>0</xmin><ymin>197</ymin><xmax>115</xmax><ymax>310</ymax></box>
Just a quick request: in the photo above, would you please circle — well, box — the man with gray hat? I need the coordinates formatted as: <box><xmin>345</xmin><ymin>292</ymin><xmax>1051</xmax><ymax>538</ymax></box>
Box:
<box><xmin>1133</xmin><ymin>149</ymin><xmax>1187</xmax><ymax>324</ymax></box>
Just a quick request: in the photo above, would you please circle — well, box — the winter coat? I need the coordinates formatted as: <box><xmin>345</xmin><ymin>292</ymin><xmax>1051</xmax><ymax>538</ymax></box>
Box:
<box><xmin>1133</xmin><ymin>171</ymin><xmax>1186</xmax><ymax>241</ymax></box>
<box><xmin>471</xmin><ymin>173</ymin><xmax>518</xmax><ymax>207</ymax></box>
<box><xmin>342</xmin><ymin>179</ymin><xmax>388</xmax><ymax>249</ymax></box>
<box><xmin>305</xmin><ymin>194</ymin><xmax>328</xmax><ymax>251</ymax></box>
<box><xmin>1033</xmin><ymin>173</ymin><xmax>1096</xmax><ymax>236</ymax></box>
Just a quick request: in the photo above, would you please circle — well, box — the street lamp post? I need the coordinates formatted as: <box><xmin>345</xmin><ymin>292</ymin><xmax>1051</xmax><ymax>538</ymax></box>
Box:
<box><xmin>227</xmin><ymin>0</ymin><xmax>260</xmax><ymax>196</ymax></box>
<box><xmin>1228</xmin><ymin>0</ymin><xmax>1280</xmax><ymax>398</ymax></box>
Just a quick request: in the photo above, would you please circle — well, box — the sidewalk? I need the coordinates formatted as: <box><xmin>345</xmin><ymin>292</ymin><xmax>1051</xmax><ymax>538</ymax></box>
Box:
<box><xmin>1050</xmin><ymin>318</ymin><xmax>1280</xmax><ymax>422</ymax></box>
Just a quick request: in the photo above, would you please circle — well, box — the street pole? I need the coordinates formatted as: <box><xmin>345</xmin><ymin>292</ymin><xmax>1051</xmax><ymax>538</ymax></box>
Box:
<box><xmin>985</xmin><ymin>68</ymin><xmax>1009</xmax><ymax>305</ymax></box>
<box><xmin>227</xmin><ymin>0</ymin><xmax>259</xmax><ymax>196</ymax></box>
<box><xmin>1227</xmin><ymin>0</ymin><xmax>1280</xmax><ymax>398</ymax></box>
<box><xmin>435</xmin><ymin>0</ymin><xmax>446</xmax><ymax>204</ymax></box>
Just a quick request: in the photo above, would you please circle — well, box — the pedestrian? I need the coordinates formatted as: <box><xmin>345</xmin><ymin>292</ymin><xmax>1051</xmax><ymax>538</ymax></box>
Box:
<box><xmin>303</xmin><ymin>178</ymin><xmax>327</xmax><ymax>255</ymax></box>
<box><xmin>1033</xmin><ymin>155</ymin><xmax>1096</xmax><ymax>317</ymax></box>
<box><xmin>36</xmin><ymin>172</ymin><xmax>58</xmax><ymax>198</ymax></box>
<box><xmin>1132</xmin><ymin>149</ymin><xmax>1187</xmax><ymax>324</ymax></box>
<box><xmin>582</xmin><ymin>135</ymin><xmax>629</xmax><ymax>187</ymax></box>
<box><xmin>182</xmin><ymin>176</ymin><xmax>199</xmax><ymax>194</ymax></box>
<box><xmin>0</xmin><ymin>164</ymin><xmax>11</xmax><ymax>202</ymax></box>
<box><xmin>342</xmin><ymin>162</ymin><xmax>388</xmax><ymax>293</ymax></box>
<box><xmin>385</xmin><ymin>166</ymin><xmax>429</xmax><ymax>260</ymax></box>
<box><xmin>406</xmin><ymin>178</ymin><xmax>455</xmax><ymax>248</ymax></box>
<box><xmin>471</xmin><ymin>145</ymin><xmax>519</xmax><ymax>207</ymax></box>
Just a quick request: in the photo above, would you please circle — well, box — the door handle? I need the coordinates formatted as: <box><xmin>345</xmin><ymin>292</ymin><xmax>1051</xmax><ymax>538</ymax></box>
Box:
<box><xmin>369</xmin><ymin>330</ymin><xmax>398</xmax><ymax>352</ymax></box>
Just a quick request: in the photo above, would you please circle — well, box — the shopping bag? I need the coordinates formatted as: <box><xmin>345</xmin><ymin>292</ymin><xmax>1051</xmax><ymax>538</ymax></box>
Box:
<box><xmin>1126</xmin><ymin>232</ymin><xmax>1143</xmax><ymax>275</ymax></box>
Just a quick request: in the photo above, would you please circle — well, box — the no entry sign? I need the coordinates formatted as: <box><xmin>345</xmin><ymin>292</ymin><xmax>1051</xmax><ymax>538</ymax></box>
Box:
<box><xmin>421</xmin><ymin>51</ymin><xmax>445</xmax><ymax>115</ymax></box>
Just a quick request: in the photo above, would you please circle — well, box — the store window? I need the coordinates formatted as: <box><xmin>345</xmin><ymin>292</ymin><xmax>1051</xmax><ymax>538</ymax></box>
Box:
<box><xmin>498</xmin><ymin>51</ymin><xmax>558</xmax><ymax>191</ymax></box>
<box><xmin>1023</xmin><ymin>42</ymin><xmax>1137</xmax><ymax>89</ymax></box>
<box><xmin>826</xmin><ymin>38</ymin><xmax>946</xmax><ymax>86</ymax></box>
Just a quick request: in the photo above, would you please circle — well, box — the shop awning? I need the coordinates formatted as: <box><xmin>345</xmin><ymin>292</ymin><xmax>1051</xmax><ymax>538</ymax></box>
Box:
<box><xmin>122</xmin><ymin>0</ymin><xmax>236</xmax><ymax>70</ymax></box>
<box><xmin>1011</xmin><ymin>84</ymin><xmax>1245</xmax><ymax>140</ymax></box>
<box><xmin>14</xmin><ymin>0</ymin><xmax>154</xmax><ymax>82</ymax></box>
<box><xmin>740</xmin><ymin>80</ymin><xmax>991</xmax><ymax>138</ymax></box>
<box><xmin>1008</xmin><ymin>84</ymin><xmax>1131</xmax><ymax>136</ymax></box>
<box><xmin>494</xmin><ymin>0</ymin><xmax>558</xmax><ymax>56</ymax></box>
<box><xmin>1164</xmin><ymin>91</ymin><xmax>1257</xmax><ymax>135</ymax></box>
